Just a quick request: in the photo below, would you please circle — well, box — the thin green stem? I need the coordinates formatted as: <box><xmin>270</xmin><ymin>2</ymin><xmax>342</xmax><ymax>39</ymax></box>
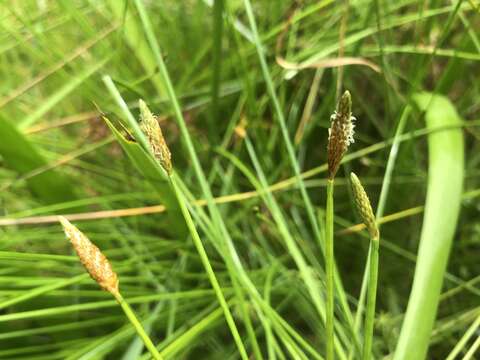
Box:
<box><xmin>168</xmin><ymin>173</ymin><xmax>250</xmax><ymax>360</ymax></box>
<box><xmin>463</xmin><ymin>335</ymin><xmax>480</xmax><ymax>360</ymax></box>
<box><xmin>113</xmin><ymin>292</ymin><xmax>163</xmax><ymax>360</ymax></box>
<box><xmin>133</xmin><ymin>2</ymin><xmax>265</xmax><ymax>357</ymax></box>
<box><xmin>211</xmin><ymin>0</ymin><xmax>224</xmax><ymax>139</ymax></box>
<box><xmin>362</xmin><ymin>237</ymin><xmax>379</xmax><ymax>360</ymax></box>
<box><xmin>446</xmin><ymin>313</ymin><xmax>480</xmax><ymax>360</ymax></box>
<box><xmin>242</xmin><ymin>1</ymin><xmax>356</xmax><ymax>351</ymax></box>
<box><xmin>351</xmin><ymin>107</ymin><xmax>410</xmax><ymax>360</ymax></box>
<box><xmin>326</xmin><ymin>179</ymin><xmax>335</xmax><ymax>360</ymax></box>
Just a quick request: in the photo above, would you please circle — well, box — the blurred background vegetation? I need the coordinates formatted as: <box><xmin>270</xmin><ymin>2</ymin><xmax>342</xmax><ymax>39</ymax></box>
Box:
<box><xmin>0</xmin><ymin>0</ymin><xmax>479</xmax><ymax>359</ymax></box>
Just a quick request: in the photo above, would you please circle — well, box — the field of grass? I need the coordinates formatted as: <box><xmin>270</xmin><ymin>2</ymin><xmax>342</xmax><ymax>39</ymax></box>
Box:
<box><xmin>0</xmin><ymin>0</ymin><xmax>479</xmax><ymax>359</ymax></box>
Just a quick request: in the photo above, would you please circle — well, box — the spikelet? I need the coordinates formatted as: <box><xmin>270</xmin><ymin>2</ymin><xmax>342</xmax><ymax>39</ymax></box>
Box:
<box><xmin>350</xmin><ymin>173</ymin><xmax>379</xmax><ymax>239</ymax></box>
<box><xmin>59</xmin><ymin>216</ymin><xmax>119</xmax><ymax>295</ymax></box>
<box><xmin>139</xmin><ymin>99</ymin><xmax>172</xmax><ymax>175</ymax></box>
<box><xmin>327</xmin><ymin>90</ymin><xmax>355</xmax><ymax>179</ymax></box>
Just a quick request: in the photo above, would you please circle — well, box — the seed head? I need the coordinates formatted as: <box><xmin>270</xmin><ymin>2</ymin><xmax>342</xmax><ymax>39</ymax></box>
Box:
<box><xmin>350</xmin><ymin>173</ymin><xmax>379</xmax><ymax>239</ymax></box>
<box><xmin>59</xmin><ymin>216</ymin><xmax>119</xmax><ymax>295</ymax></box>
<box><xmin>327</xmin><ymin>91</ymin><xmax>355</xmax><ymax>179</ymax></box>
<box><xmin>139</xmin><ymin>100</ymin><xmax>172</xmax><ymax>175</ymax></box>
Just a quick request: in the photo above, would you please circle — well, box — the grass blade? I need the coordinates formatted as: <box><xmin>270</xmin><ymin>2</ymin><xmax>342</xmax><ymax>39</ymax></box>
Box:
<box><xmin>394</xmin><ymin>93</ymin><xmax>464</xmax><ymax>360</ymax></box>
<box><xmin>102</xmin><ymin>115</ymin><xmax>185</xmax><ymax>234</ymax></box>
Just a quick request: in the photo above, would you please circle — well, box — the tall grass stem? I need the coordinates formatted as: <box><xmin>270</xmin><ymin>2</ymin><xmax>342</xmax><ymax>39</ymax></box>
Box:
<box><xmin>326</xmin><ymin>179</ymin><xmax>335</xmax><ymax>360</ymax></box>
<box><xmin>211</xmin><ymin>0</ymin><xmax>224</xmax><ymax>138</ymax></box>
<box><xmin>362</xmin><ymin>237</ymin><xmax>379</xmax><ymax>360</ymax></box>
<box><xmin>114</xmin><ymin>292</ymin><xmax>163</xmax><ymax>360</ymax></box>
<box><xmin>168</xmin><ymin>173</ymin><xmax>249</xmax><ymax>360</ymax></box>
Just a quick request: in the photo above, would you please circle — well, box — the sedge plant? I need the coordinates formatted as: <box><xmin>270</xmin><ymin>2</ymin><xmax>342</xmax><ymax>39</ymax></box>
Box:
<box><xmin>325</xmin><ymin>90</ymin><xmax>355</xmax><ymax>360</ymax></box>
<box><xmin>58</xmin><ymin>216</ymin><xmax>163</xmax><ymax>360</ymax></box>
<box><xmin>137</xmin><ymin>100</ymin><xmax>250</xmax><ymax>360</ymax></box>
<box><xmin>350</xmin><ymin>173</ymin><xmax>380</xmax><ymax>360</ymax></box>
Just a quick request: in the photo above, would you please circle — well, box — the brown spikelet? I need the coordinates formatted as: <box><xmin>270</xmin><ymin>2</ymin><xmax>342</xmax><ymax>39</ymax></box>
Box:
<box><xmin>350</xmin><ymin>173</ymin><xmax>379</xmax><ymax>239</ymax></box>
<box><xmin>327</xmin><ymin>90</ymin><xmax>355</xmax><ymax>179</ymax></box>
<box><xmin>59</xmin><ymin>216</ymin><xmax>119</xmax><ymax>295</ymax></box>
<box><xmin>139</xmin><ymin>100</ymin><xmax>172</xmax><ymax>175</ymax></box>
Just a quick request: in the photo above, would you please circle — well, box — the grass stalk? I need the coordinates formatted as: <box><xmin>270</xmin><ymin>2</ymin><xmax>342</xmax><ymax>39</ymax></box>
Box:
<box><xmin>113</xmin><ymin>292</ymin><xmax>163</xmax><ymax>360</ymax></box>
<box><xmin>132</xmin><ymin>3</ymin><xmax>267</xmax><ymax>357</ymax></box>
<box><xmin>350</xmin><ymin>173</ymin><xmax>380</xmax><ymax>360</ymax></box>
<box><xmin>324</xmin><ymin>90</ymin><xmax>355</xmax><ymax>359</ymax></box>
<box><xmin>462</xmin><ymin>335</ymin><xmax>480</xmax><ymax>360</ymax></box>
<box><xmin>241</xmin><ymin>2</ymin><xmax>357</xmax><ymax>346</ymax></box>
<box><xmin>446</xmin><ymin>313</ymin><xmax>480</xmax><ymax>360</ymax></box>
<box><xmin>168</xmin><ymin>173</ymin><xmax>250</xmax><ymax>360</ymax></box>
<box><xmin>211</xmin><ymin>0</ymin><xmax>224</xmax><ymax>138</ymax></box>
<box><xmin>362</xmin><ymin>236</ymin><xmax>379</xmax><ymax>360</ymax></box>
<box><xmin>325</xmin><ymin>179</ymin><xmax>335</xmax><ymax>360</ymax></box>
<box><xmin>350</xmin><ymin>107</ymin><xmax>410</xmax><ymax>360</ymax></box>
<box><xmin>243</xmin><ymin>137</ymin><xmax>348</xmax><ymax>358</ymax></box>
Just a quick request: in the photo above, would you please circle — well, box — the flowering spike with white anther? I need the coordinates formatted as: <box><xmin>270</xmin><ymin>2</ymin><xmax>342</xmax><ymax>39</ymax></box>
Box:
<box><xmin>139</xmin><ymin>100</ymin><xmax>172</xmax><ymax>175</ymax></box>
<box><xmin>59</xmin><ymin>216</ymin><xmax>119</xmax><ymax>295</ymax></box>
<box><xmin>327</xmin><ymin>90</ymin><xmax>355</xmax><ymax>179</ymax></box>
<box><xmin>350</xmin><ymin>173</ymin><xmax>379</xmax><ymax>239</ymax></box>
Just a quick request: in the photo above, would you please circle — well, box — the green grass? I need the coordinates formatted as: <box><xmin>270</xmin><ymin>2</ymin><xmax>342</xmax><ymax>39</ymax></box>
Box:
<box><xmin>0</xmin><ymin>0</ymin><xmax>479</xmax><ymax>359</ymax></box>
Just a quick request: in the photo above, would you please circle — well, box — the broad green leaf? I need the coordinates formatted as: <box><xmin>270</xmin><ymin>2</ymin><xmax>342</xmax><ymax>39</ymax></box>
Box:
<box><xmin>103</xmin><ymin>117</ymin><xmax>186</xmax><ymax>235</ymax></box>
<box><xmin>0</xmin><ymin>117</ymin><xmax>78</xmax><ymax>205</ymax></box>
<box><xmin>394</xmin><ymin>93</ymin><xmax>464</xmax><ymax>360</ymax></box>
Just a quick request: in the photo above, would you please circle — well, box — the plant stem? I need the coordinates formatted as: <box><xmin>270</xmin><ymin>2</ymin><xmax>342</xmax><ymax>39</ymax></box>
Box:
<box><xmin>168</xmin><ymin>173</ymin><xmax>250</xmax><ymax>360</ymax></box>
<box><xmin>362</xmin><ymin>236</ymin><xmax>379</xmax><ymax>360</ymax></box>
<box><xmin>211</xmin><ymin>0</ymin><xmax>224</xmax><ymax>139</ymax></box>
<box><xmin>113</xmin><ymin>291</ymin><xmax>163</xmax><ymax>360</ymax></box>
<box><xmin>326</xmin><ymin>179</ymin><xmax>335</xmax><ymax>360</ymax></box>
<box><xmin>351</xmin><ymin>107</ymin><xmax>410</xmax><ymax>358</ymax></box>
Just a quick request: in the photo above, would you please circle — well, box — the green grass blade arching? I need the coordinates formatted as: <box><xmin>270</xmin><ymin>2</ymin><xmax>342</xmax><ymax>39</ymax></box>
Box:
<box><xmin>394</xmin><ymin>93</ymin><xmax>464</xmax><ymax>360</ymax></box>
<box><xmin>102</xmin><ymin>116</ymin><xmax>185</xmax><ymax>235</ymax></box>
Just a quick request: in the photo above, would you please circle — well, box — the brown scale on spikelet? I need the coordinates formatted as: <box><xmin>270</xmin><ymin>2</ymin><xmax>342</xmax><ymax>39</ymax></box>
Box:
<box><xmin>139</xmin><ymin>100</ymin><xmax>172</xmax><ymax>175</ymax></box>
<box><xmin>59</xmin><ymin>216</ymin><xmax>119</xmax><ymax>295</ymax></box>
<box><xmin>327</xmin><ymin>90</ymin><xmax>355</xmax><ymax>179</ymax></box>
<box><xmin>350</xmin><ymin>173</ymin><xmax>379</xmax><ymax>239</ymax></box>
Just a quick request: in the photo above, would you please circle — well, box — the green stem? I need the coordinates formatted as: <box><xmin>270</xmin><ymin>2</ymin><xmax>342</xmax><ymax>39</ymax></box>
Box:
<box><xmin>168</xmin><ymin>173</ymin><xmax>250</xmax><ymax>360</ymax></box>
<box><xmin>242</xmin><ymin>0</ymin><xmax>356</xmax><ymax>352</ymax></box>
<box><xmin>326</xmin><ymin>179</ymin><xmax>335</xmax><ymax>360</ymax></box>
<box><xmin>113</xmin><ymin>292</ymin><xmax>163</xmax><ymax>360</ymax></box>
<box><xmin>362</xmin><ymin>237</ymin><xmax>379</xmax><ymax>360</ymax></box>
<box><xmin>211</xmin><ymin>0</ymin><xmax>224</xmax><ymax>138</ymax></box>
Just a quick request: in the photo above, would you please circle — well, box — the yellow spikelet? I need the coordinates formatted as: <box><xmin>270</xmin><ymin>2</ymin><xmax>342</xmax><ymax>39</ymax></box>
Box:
<box><xmin>139</xmin><ymin>100</ymin><xmax>172</xmax><ymax>175</ymax></box>
<box><xmin>350</xmin><ymin>173</ymin><xmax>379</xmax><ymax>239</ymax></box>
<box><xmin>59</xmin><ymin>216</ymin><xmax>119</xmax><ymax>295</ymax></box>
<box><xmin>327</xmin><ymin>90</ymin><xmax>355</xmax><ymax>179</ymax></box>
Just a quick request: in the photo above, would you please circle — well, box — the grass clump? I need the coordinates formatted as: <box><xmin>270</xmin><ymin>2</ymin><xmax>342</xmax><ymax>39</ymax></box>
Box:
<box><xmin>139</xmin><ymin>101</ymin><xmax>250</xmax><ymax>360</ymax></box>
<box><xmin>0</xmin><ymin>1</ymin><xmax>476</xmax><ymax>359</ymax></box>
